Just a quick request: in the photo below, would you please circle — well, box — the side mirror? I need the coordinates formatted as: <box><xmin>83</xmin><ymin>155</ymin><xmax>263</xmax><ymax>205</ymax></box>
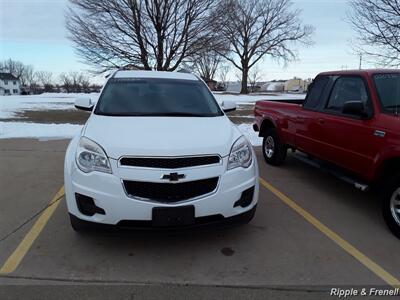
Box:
<box><xmin>342</xmin><ymin>101</ymin><xmax>367</xmax><ymax>118</ymax></box>
<box><xmin>75</xmin><ymin>96</ymin><xmax>93</xmax><ymax>111</ymax></box>
<box><xmin>221</xmin><ymin>100</ymin><xmax>236</xmax><ymax>113</ymax></box>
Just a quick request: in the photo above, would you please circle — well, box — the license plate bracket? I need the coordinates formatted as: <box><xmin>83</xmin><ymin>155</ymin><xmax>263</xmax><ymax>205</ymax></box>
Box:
<box><xmin>152</xmin><ymin>205</ymin><xmax>195</xmax><ymax>227</ymax></box>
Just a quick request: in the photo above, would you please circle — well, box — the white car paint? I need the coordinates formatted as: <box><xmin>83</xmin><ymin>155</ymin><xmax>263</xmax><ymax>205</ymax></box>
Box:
<box><xmin>83</xmin><ymin>115</ymin><xmax>238</xmax><ymax>158</ymax></box>
<box><xmin>64</xmin><ymin>70</ymin><xmax>259</xmax><ymax>229</ymax></box>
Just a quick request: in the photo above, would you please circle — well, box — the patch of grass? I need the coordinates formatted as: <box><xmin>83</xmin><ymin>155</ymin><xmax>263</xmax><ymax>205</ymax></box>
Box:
<box><xmin>2</xmin><ymin>109</ymin><xmax>90</xmax><ymax>124</ymax></box>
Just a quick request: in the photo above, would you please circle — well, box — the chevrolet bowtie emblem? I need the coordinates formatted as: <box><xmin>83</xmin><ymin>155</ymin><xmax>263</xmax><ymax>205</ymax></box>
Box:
<box><xmin>161</xmin><ymin>172</ymin><xmax>185</xmax><ymax>182</ymax></box>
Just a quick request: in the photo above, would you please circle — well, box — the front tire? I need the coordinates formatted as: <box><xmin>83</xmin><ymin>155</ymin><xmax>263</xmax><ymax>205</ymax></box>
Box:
<box><xmin>382</xmin><ymin>174</ymin><xmax>400</xmax><ymax>239</ymax></box>
<box><xmin>262</xmin><ymin>128</ymin><xmax>287</xmax><ymax>166</ymax></box>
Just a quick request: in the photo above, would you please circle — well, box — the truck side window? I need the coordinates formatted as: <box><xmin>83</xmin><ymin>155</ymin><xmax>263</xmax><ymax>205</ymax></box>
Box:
<box><xmin>303</xmin><ymin>76</ymin><xmax>329</xmax><ymax>109</ymax></box>
<box><xmin>326</xmin><ymin>77</ymin><xmax>369</xmax><ymax>112</ymax></box>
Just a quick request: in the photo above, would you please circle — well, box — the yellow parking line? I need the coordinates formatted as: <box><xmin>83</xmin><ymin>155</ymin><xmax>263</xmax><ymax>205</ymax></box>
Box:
<box><xmin>259</xmin><ymin>177</ymin><xmax>400</xmax><ymax>288</ymax></box>
<box><xmin>0</xmin><ymin>186</ymin><xmax>65</xmax><ymax>275</ymax></box>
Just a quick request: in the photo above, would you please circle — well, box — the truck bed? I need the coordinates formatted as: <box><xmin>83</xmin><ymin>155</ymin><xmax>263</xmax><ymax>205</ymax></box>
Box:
<box><xmin>257</xmin><ymin>98</ymin><xmax>305</xmax><ymax>105</ymax></box>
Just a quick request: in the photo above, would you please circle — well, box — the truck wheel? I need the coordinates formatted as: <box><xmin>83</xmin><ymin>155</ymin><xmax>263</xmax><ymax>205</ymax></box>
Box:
<box><xmin>262</xmin><ymin>128</ymin><xmax>287</xmax><ymax>166</ymax></box>
<box><xmin>382</xmin><ymin>174</ymin><xmax>400</xmax><ymax>239</ymax></box>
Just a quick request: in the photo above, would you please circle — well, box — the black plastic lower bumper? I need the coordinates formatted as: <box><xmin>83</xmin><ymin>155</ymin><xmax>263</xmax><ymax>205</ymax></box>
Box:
<box><xmin>69</xmin><ymin>205</ymin><xmax>257</xmax><ymax>231</ymax></box>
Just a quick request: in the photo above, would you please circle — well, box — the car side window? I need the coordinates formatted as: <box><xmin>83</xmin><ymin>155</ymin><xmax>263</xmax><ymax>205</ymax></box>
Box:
<box><xmin>303</xmin><ymin>76</ymin><xmax>329</xmax><ymax>109</ymax></box>
<box><xmin>326</xmin><ymin>77</ymin><xmax>369</xmax><ymax>113</ymax></box>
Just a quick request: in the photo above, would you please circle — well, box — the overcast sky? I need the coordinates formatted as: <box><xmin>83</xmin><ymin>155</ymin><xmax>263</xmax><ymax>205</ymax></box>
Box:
<box><xmin>0</xmin><ymin>0</ymin><xmax>376</xmax><ymax>82</ymax></box>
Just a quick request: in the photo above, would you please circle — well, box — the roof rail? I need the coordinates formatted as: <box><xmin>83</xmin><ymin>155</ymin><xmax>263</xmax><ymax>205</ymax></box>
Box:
<box><xmin>176</xmin><ymin>68</ymin><xmax>193</xmax><ymax>74</ymax></box>
<box><xmin>104</xmin><ymin>69</ymin><xmax>119</xmax><ymax>79</ymax></box>
<box><xmin>118</xmin><ymin>65</ymin><xmax>144</xmax><ymax>71</ymax></box>
<box><xmin>111</xmin><ymin>69</ymin><xmax>120</xmax><ymax>78</ymax></box>
<box><xmin>176</xmin><ymin>68</ymin><xmax>203</xmax><ymax>81</ymax></box>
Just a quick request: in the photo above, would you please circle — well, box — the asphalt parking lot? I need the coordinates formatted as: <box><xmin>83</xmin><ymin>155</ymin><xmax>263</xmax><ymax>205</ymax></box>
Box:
<box><xmin>1</xmin><ymin>138</ymin><xmax>400</xmax><ymax>299</ymax></box>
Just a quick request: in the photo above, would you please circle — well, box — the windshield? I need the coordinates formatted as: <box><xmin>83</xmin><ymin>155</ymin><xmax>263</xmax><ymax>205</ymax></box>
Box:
<box><xmin>94</xmin><ymin>78</ymin><xmax>223</xmax><ymax>117</ymax></box>
<box><xmin>373</xmin><ymin>74</ymin><xmax>400</xmax><ymax>114</ymax></box>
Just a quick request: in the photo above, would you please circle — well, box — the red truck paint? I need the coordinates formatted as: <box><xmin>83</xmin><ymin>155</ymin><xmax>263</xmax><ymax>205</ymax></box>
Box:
<box><xmin>254</xmin><ymin>69</ymin><xmax>400</xmax><ymax>183</ymax></box>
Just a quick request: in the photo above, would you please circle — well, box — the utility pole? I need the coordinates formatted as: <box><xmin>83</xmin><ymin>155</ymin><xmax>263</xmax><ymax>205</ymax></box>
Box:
<box><xmin>359</xmin><ymin>53</ymin><xmax>362</xmax><ymax>70</ymax></box>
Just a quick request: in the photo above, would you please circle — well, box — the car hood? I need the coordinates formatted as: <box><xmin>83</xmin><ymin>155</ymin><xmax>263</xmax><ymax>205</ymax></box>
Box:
<box><xmin>82</xmin><ymin>114</ymin><xmax>242</xmax><ymax>158</ymax></box>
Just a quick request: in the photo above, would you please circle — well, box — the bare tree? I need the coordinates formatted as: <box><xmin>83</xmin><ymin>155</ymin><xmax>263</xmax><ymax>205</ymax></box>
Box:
<box><xmin>217</xmin><ymin>64</ymin><xmax>230</xmax><ymax>90</ymax></box>
<box><xmin>79</xmin><ymin>74</ymin><xmax>91</xmax><ymax>93</ymax></box>
<box><xmin>66</xmin><ymin>0</ymin><xmax>220</xmax><ymax>73</ymax></box>
<box><xmin>22</xmin><ymin>66</ymin><xmax>36</xmax><ymax>89</ymax></box>
<box><xmin>0</xmin><ymin>59</ymin><xmax>39</xmax><ymax>91</ymax></box>
<box><xmin>69</xmin><ymin>72</ymin><xmax>83</xmax><ymax>92</ymax></box>
<box><xmin>59</xmin><ymin>73</ymin><xmax>73</xmax><ymax>93</ymax></box>
<box><xmin>89</xmin><ymin>83</ymin><xmax>103</xmax><ymax>93</ymax></box>
<box><xmin>36</xmin><ymin>71</ymin><xmax>54</xmax><ymax>92</ymax></box>
<box><xmin>215</xmin><ymin>0</ymin><xmax>313</xmax><ymax>94</ymax></box>
<box><xmin>0</xmin><ymin>59</ymin><xmax>25</xmax><ymax>79</ymax></box>
<box><xmin>59</xmin><ymin>72</ymin><xmax>91</xmax><ymax>93</ymax></box>
<box><xmin>248</xmin><ymin>65</ymin><xmax>263</xmax><ymax>93</ymax></box>
<box><xmin>27</xmin><ymin>72</ymin><xmax>40</xmax><ymax>94</ymax></box>
<box><xmin>191</xmin><ymin>51</ymin><xmax>222</xmax><ymax>81</ymax></box>
<box><xmin>348</xmin><ymin>0</ymin><xmax>400</xmax><ymax>66</ymax></box>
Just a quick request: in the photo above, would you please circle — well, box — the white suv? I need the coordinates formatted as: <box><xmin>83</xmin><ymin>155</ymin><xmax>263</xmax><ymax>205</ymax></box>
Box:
<box><xmin>64</xmin><ymin>70</ymin><xmax>259</xmax><ymax>230</ymax></box>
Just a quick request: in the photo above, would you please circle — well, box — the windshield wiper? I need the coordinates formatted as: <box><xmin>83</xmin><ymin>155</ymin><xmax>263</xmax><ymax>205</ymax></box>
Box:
<box><xmin>96</xmin><ymin>112</ymin><xmax>146</xmax><ymax>116</ymax></box>
<box><xmin>95</xmin><ymin>111</ymin><xmax>213</xmax><ymax>117</ymax></box>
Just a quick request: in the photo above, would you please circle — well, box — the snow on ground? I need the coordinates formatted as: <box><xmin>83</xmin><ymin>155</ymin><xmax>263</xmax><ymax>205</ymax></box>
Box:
<box><xmin>0</xmin><ymin>92</ymin><xmax>285</xmax><ymax>143</ymax></box>
<box><xmin>0</xmin><ymin>93</ymin><xmax>99</xmax><ymax>119</ymax></box>
<box><xmin>237</xmin><ymin>124</ymin><xmax>262</xmax><ymax>146</ymax></box>
<box><xmin>0</xmin><ymin>121</ymin><xmax>83</xmax><ymax>140</ymax></box>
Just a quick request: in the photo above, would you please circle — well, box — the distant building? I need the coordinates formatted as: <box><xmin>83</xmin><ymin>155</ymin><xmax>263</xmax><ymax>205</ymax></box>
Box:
<box><xmin>0</xmin><ymin>73</ymin><xmax>20</xmax><ymax>95</ymax></box>
<box><xmin>260</xmin><ymin>81</ymin><xmax>285</xmax><ymax>92</ymax></box>
<box><xmin>226</xmin><ymin>82</ymin><xmax>241</xmax><ymax>93</ymax></box>
<box><xmin>249</xmin><ymin>84</ymin><xmax>262</xmax><ymax>93</ymax></box>
<box><xmin>225</xmin><ymin>81</ymin><xmax>260</xmax><ymax>93</ymax></box>
<box><xmin>226</xmin><ymin>77</ymin><xmax>312</xmax><ymax>94</ymax></box>
<box><xmin>284</xmin><ymin>77</ymin><xmax>308</xmax><ymax>93</ymax></box>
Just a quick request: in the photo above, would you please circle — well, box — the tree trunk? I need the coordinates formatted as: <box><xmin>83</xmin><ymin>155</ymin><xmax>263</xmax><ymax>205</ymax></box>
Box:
<box><xmin>240</xmin><ymin>67</ymin><xmax>249</xmax><ymax>94</ymax></box>
<box><xmin>156</xmin><ymin>23</ymin><xmax>164</xmax><ymax>70</ymax></box>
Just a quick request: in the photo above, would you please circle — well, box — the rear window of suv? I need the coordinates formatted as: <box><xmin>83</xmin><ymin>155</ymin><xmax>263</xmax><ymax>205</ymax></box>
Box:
<box><xmin>95</xmin><ymin>78</ymin><xmax>223</xmax><ymax>117</ymax></box>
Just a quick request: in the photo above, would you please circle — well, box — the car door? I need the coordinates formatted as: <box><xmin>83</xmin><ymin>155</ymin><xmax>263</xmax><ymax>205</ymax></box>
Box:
<box><xmin>295</xmin><ymin>75</ymin><xmax>332</xmax><ymax>156</ymax></box>
<box><xmin>316</xmin><ymin>75</ymin><xmax>381</xmax><ymax>178</ymax></box>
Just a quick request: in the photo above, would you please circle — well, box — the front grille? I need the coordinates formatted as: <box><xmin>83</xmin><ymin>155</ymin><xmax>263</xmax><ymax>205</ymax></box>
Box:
<box><xmin>123</xmin><ymin>177</ymin><xmax>219</xmax><ymax>202</ymax></box>
<box><xmin>119</xmin><ymin>156</ymin><xmax>220</xmax><ymax>169</ymax></box>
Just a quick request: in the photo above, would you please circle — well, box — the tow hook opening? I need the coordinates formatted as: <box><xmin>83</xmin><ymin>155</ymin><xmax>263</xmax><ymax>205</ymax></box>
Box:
<box><xmin>75</xmin><ymin>193</ymin><xmax>105</xmax><ymax>216</ymax></box>
<box><xmin>234</xmin><ymin>186</ymin><xmax>255</xmax><ymax>208</ymax></box>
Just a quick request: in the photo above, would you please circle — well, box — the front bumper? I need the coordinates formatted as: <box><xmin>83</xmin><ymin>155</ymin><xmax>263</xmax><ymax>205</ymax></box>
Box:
<box><xmin>65</xmin><ymin>148</ymin><xmax>259</xmax><ymax>226</ymax></box>
<box><xmin>69</xmin><ymin>205</ymin><xmax>257</xmax><ymax>230</ymax></box>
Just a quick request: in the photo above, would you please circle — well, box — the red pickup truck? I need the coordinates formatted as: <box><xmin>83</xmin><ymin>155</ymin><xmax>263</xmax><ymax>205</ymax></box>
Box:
<box><xmin>254</xmin><ymin>69</ymin><xmax>400</xmax><ymax>238</ymax></box>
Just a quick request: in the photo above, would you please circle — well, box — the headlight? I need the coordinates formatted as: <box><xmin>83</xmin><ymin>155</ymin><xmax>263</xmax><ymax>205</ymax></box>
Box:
<box><xmin>227</xmin><ymin>136</ymin><xmax>252</xmax><ymax>170</ymax></box>
<box><xmin>75</xmin><ymin>137</ymin><xmax>112</xmax><ymax>173</ymax></box>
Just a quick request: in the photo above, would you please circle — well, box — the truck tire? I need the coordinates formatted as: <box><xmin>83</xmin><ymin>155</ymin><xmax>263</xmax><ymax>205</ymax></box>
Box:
<box><xmin>262</xmin><ymin>128</ymin><xmax>287</xmax><ymax>166</ymax></box>
<box><xmin>382</xmin><ymin>174</ymin><xmax>400</xmax><ymax>239</ymax></box>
